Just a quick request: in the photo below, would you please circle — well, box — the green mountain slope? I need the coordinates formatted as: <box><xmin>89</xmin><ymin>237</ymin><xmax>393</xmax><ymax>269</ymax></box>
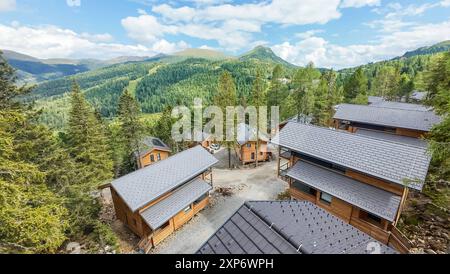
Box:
<box><xmin>400</xmin><ymin>41</ymin><xmax>450</xmax><ymax>59</ymax></box>
<box><xmin>2</xmin><ymin>49</ymin><xmax>152</xmax><ymax>83</ymax></box>
<box><xmin>240</xmin><ymin>46</ymin><xmax>295</xmax><ymax>67</ymax></box>
<box><xmin>31</xmin><ymin>51</ymin><xmax>295</xmax><ymax>129</ymax></box>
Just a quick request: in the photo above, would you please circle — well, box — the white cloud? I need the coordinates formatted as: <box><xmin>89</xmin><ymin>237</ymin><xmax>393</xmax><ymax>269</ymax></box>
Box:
<box><xmin>152</xmin><ymin>0</ymin><xmax>342</xmax><ymax>25</ymax></box>
<box><xmin>123</xmin><ymin>0</ymin><xmax>342</xmax><ymax>52</ymax></box>
<box><xmin>441</xmin><ymin>0</ymin><xmax>450</xmax><ymax>7</ymax></box>
<box><xmin>272</xmin><ymin>20</ymin><xmax>450</xmax><ymax>69</ymax></box>
<box><xmin>0</xmin><ymin>23</ymin><xmax>188</xmax><ymax>59</ymax></box>
<box><xmin>66</xmin><ymin>0</ymin><xmax>81</xmax><ymax>7</ymax></box>
<box><xmin>0</xmin><ymin>0</ymin><xmax>16</xmax><ymax>12</ymax></box>
<box><xmin>340</xmin><ymin>0</ymin><xmax>380</xmax><ymax>8</ymax></box>
<box><xmin>295</xmin><ymin>29</ymin><xmax>324</xmax><ymax>39</ymax></box>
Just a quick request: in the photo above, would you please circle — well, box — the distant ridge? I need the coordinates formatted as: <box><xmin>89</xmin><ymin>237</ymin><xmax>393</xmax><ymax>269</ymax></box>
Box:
<box><xmin>398</xmin><ymin>40</ymin><xmax>450</xmax><ymax>59</ymax></box>
<box><xmin>174</xmin><ymin>48</ymin><xmax>232</xmax><ymax>60</ymax></box>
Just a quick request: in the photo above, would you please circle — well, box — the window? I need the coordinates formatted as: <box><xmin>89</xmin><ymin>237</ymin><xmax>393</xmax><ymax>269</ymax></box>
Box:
<box><xmin>251</xmin><ymin>153</ymin><xmax>255</xmax><ymax>160</ymax></box>
<box><xmin>260</xmin><ymin>152</ymin><xmax>264</xmax><ymax>156</ymax></box>
<box><xmin>183</xmin><ymin>205</ymin><xmax>192</xmax><ymax>213</ymax></box>
<box><xmin>360</xmin><ymin>211</ymin><xmax>383</xmax><ymax>225</ymax></box>
<box><xmin>246</xmin><ymin>143</ymin><xmax>252</xmax><ymax>148</ymax></box>
<box><xmin>320</xmin><ymin>192</ymin><xmax>333</xmax><ymax>205</ymax></box>
<box><xmin>293</xmin><ymin>152</ymin><xmax>346</xmax><ymax>174</ymax></box>
<box><xmin>194</xmin><ymin>194</ymin><xmax>209</xmax><ymax>205</ymax></box>
<box><xmin>157</xmin><ymin>153</ymin><xmax>161</xmax><ymax>161</ymax></box>
<box><xmin>150</xmin><ymin>155</ymin><xmax>155</xmax><ymax>162</ymax></box>
<box><xmin>158</xmin><ymin>221</ymin><xmax>171</xmax><ymax>231</ymax></box>
<box><xmin>292</xmin><ymin>181</ymin><xmax>317</xmax><ymax>197</ymax></box>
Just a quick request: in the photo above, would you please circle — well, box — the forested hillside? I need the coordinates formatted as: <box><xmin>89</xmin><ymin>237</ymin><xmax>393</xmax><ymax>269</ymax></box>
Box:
<box><xmin>26</xmin><ymin>43</ymin><xmax>449</xmax><ymax>131</ymax></box>
<box><xmin>31</xmin><ymin>47</ymin><xmax>297</xmax><ymax>129</ymax></box>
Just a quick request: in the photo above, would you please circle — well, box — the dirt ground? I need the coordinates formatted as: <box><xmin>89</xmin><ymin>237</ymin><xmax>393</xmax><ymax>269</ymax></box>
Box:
<box><xmin>102</xmin><ymin>158</ymin><xmax>287</xmax><ymax>254</ymax></box>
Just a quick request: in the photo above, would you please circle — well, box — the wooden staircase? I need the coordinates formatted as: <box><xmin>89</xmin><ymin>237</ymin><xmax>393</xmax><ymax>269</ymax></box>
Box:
<box><xmin>138</xmin><ymin>236</ymin><xmax>153</xmax><ymax>254</ymax></box>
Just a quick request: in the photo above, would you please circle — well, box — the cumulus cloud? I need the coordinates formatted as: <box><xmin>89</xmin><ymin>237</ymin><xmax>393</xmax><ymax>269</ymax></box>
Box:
<box><xmin>123</xmin><ymin>0</ymin><xmax>342</xmax><ymax>52</ymax></box>
<box><xmin>340</xmin><ymin>0</ymin><xmax>380</xmax><ymax>8</ymax></box>
<box><xmin>66</xmin><ymin>0</ymin><xmax>81</xmax><ymax>7</ymax></box>
<box><xmin>0</xmin><ymin>23</ymin><xmax>188</xmax><ymax>59</ymax></box>
<box><xmin>272</xmin><ymin>20</ymin><xmax>450</xmax><ymax>69</ymax></box>
<box><xmin>0</xmin><ymin>0</ymin><xmax>16</xmax><ymax>12</ymax></box>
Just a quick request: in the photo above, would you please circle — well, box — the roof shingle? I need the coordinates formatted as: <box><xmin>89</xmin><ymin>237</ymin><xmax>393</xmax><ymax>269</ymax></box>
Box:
<box><xmin>287</xmin><ymin>161</ymin><xmax>402</xmax><ymax>222</ymax></box>
<box><xmin>271</xmin><ymin>122</ymin><xmax>431</xmax><ymax>190</ymax></box>
<box><xmin>111</xmin><ymin>146</ymin><xmax>218</xmax><ymax>212</ymax></box>
<box><xmin>197</xmin><ymin>201</ymin><xmax>397</xmax><ymax>254</ymax></box>
<box><xmin>334</xmin><ymin>103</ymin><xmax>441</xmax><ymax>131</ymax></box>
<box><xmin>140</xmin><ymin>178</ymin><xmax>212</xmax><ymax>230</ymax></box>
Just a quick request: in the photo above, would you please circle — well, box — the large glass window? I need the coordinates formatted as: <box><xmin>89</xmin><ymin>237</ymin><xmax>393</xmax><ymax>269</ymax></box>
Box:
<box><xmin>320</xmin><ymin>192</ymin><xmax>333</xmax><ymax>205</ymax></box>
<box><xmin>292</xmin><ymin>181</ymin><xmax>317</xmax><ymax>196</ymax></box>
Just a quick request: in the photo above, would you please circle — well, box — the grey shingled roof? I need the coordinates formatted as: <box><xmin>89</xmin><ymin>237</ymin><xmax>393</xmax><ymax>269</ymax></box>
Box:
<box><xmin>271</xmin><ymin>122</ymin><xmax>431</xmax><ymax>190</ymax></box>
<box><xmin>356</xmin><ymin>129</ymin><xmax>427</xmax><ymax>148</ymax></box>
<box><xmin>197</xmin><ymin>203</ymin><xmax>299</xmax><ymax>254</ymax></box>
<box><xmin>334</xmin><ymin>103</ymin><xmax>441</xmax><ymax>131</ymax></box>
<box><xmin>287</xmin><ymin>161</ymin><xmax>401</xmax><ymax>222</ymax></box>
<box><xmin>368</xmin><ymin>96</ymin><xmax>384</xmax><ymax>104</ymax></box>
<box><xmin>140</xmin><ymin>178</ymin><xmax>212</xmax><ymax>230</ymax></box>
<box><xmin>370</xmin><ymin>101</ymin><xmax>431</xmax><ymax>112</ymax></box>
<box><xmin>198</xmin><ymin>201</ymin><xmax>397</xmax><ymax>254</ymax></box>
<box><xmin>111</xmin><ymin>146</ymin><xmax>218</xmax><ymax>212</ymax></box>
<box><xmin>136</xmin><ymin>136</ymin><xmax>171</xmax><ymax>157</ymax></box>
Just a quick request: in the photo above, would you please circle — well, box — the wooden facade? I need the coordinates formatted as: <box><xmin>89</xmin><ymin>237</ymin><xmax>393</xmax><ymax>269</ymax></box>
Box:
<box><xmin>111</xmin><ymin>170</ymin><xmax>213</xmax><ymax>252</ymax></box>
<box><xmin>137</xmin><ymin>149</ymin><xmax>170</xmax><ymax>168</ymax></box>
<box><xmin>235</xmin><ymin>141</ymin><xmax>271</xmax><ymax>165</ymax></box>
<box><xmin>280</xmin><ymin>153</ymin><xmax>411</xmax><ymax>252</ymax></box>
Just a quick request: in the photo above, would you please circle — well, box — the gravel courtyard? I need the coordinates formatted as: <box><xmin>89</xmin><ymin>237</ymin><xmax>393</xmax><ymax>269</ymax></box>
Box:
<box><xmin>149</xmin><ymin>160</ymin><xmax>288</xmax><ymax>254</ymax></box>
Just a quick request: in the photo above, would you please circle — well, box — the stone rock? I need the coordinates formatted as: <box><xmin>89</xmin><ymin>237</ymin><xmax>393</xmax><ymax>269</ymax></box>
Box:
<box><xmin>66</xmin><ymin>242</ymin><xmax>81</xmax><ymax>254</ymax></box>
<box><xmin>425</xmin><ymin>249</ymin><xmax>437</xmax><ymax>254</ymax></box>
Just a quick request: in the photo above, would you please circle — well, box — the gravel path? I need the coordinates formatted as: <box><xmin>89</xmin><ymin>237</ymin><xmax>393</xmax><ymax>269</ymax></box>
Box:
<box><xmin>150</xmin><ymin>160</ymin><xmax>287</xmax><ymax>254</ymax></box>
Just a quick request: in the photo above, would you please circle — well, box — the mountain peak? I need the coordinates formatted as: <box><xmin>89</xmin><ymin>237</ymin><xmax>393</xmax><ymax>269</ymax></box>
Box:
<box><xmin>240</xmin><ymin>45</ymin><xmax>295</xmax><ymax>67</ymax></box>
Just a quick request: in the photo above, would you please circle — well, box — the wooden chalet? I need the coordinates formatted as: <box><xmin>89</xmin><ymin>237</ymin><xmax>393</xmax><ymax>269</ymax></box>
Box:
<box><xmin>136</xmin><ymin>137</ymin><xmax>171</xmax><ymax>169</ymax></box>
<box><xmin>191</xmin><ymin>130</ymin><xmax>215</xmax><ymax>149</ymax></box>
<box><xmin>110</xmin><ymin>146</ymin><xmax>218</xmax><ymax>252</ymax></box>
<box><xmin>272</xmin><ymin>122</ymin><xmax>432</xmax><ymax>253</ymax></box>
<box><xmin>235</xmin><ymin>123</ymin><xmax>272</xmax><ymax>165</ymax></box>
<box><xmin>333</xmin><ymin>103</ymin><xmax>441</xmax><ymax>140</ymax></box>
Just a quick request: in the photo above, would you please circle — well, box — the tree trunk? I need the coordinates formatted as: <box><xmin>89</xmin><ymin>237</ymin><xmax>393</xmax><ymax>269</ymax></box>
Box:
<box><xmin>228</xmin><ymin>147</ymin><xmax>231</xmax><ymax>169</ymax></box>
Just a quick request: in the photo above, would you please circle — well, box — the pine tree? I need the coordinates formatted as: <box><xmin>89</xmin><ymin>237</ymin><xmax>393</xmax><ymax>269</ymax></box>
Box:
<box><xmin>267</xmin><ymin>65</ymin><xmax>287</xmax><ymax>114</ymax></box>
<box><xmin>0</xmin><ymin>51</ymin><xmax>68</xmax><ymax>253</ymax></box>
<box><xmin>214</xmin><ymin>71</ymin><xmax>237</xmax><ymax>169</ymax></box>
<box><xmin>344</xmin><ymin>67</ymin><xmax>368</xmax><ymax>102</ymax></box>
<box><xmin>250</xmin><ymin>69</ymin><xmax>266</xmax><ymax>167</ymax></box>
<box><xmin>117</xmin><ymin>90</ymin><xmax>144</xmax><ymax>174</ymax></box>
<box><xmin>291</xmin><ymin>63</ymin><xmax>319</xmax><ymax>120</ymax></box>
<box><xmin>67</xmin><ymin>81</ymin><xmax>113</xmax><ymax>185</ymax></box>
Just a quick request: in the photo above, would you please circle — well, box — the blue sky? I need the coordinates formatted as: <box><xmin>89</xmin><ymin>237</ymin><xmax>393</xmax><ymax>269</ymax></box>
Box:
<box><xmin>1</xmin><ymin>0</ymin><xmax>450</xmax><ymax>68</ymax></box>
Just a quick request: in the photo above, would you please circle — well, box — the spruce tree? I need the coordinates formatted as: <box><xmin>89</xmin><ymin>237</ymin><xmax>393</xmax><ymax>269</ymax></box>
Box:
<box><xmin>0</xmin><ymin>51</ymin><xmax>68</xmax><ymax>253</ymax></box>
<box><xmin>67</xmin><ymin>81</ymin><xmax>113</xmax><ymax>185</ymax></box>
<box><xmin>214</xmin><ymin>71</ymin><xmax>237</xmax><ymax>169</ymax></box>
<box><xmin>344</xmin><ymin>67</ymin><xmax>368</xmax><ymax>102</ymax></box>
<box><xmin>117</xmin><ymin>90</ymin><xmax>144</xmax><ymax>174</ymax></box>
<box><xmin>250</xmin><ymin>70</ymin><xmax>266</xmax><ymax>167</ymax></box>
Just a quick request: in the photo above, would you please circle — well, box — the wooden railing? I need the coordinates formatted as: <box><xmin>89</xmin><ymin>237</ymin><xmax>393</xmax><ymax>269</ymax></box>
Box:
<box><xmin>278</xmin><ymin>162</ymin><xmax>291</xmax><ymax>181</ymax></box>
<box><xmin>388</xmin><ymin>226</ymin><xmax>412</xmax><ymax>254</ymax></box>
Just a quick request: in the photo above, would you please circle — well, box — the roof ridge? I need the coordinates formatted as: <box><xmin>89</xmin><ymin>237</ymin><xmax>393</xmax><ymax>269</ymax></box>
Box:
<box><xmin>339</xmin><ymin>103</ymin><xmax>434</xmax><ymax>113</ymax></box>
<box><xmin>286</xmin><ymin>122</ymin><xmax>428</xmax><ymax>151</ymax></box>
